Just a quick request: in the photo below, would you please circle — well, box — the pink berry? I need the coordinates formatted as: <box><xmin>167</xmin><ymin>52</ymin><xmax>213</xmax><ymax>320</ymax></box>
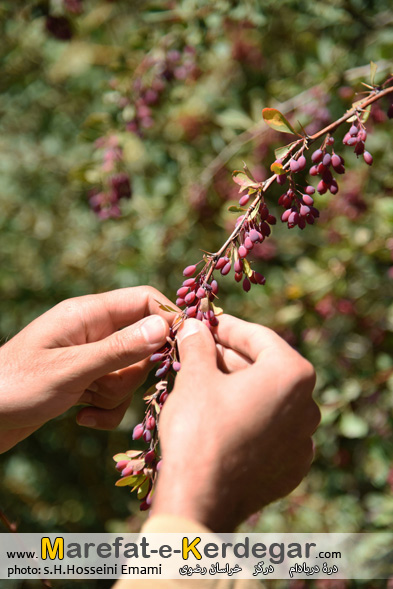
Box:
<box><xmin>215</xmin><ymin>257</ymin><xmax>228</xmax><ymax>270</ymax></box>
<box><xmin>183</xmin><ymin>278</ymin><xmax>196</xmax><ymax>287</ymax></box>
<box><xmin>145</xmin><ymin>416</ymin><xmax>156</xmax><ymax>430</ymax></box>
<box><xmin>186</xmin><ymin>305</ymin><xmax>198</xmax><ymax>318</ymax></box>
<box><xmin>176</xmin><ymin>286</ymin><xmax>189</xmax><ymax>298</ymax></box>
<box><xmin>249</xmin><ymin>229</ymin><xmax>261</xmax><ymax>242</ymax></box>
<box><xmin>297</xmin><ymin>155</ymin><xmax>306</xmax><ymax>171</ymax></box>
<box><xmin>196</xmin><ymin>287</ymin><xmax>205</xmax><ymax>299</ymax></box>
<box><xmin>221</xmin><ymin>261</ymin><xmax>232</xmax><ymax>276</ymax></box>
<box><xmin>244</xmin><ymin>237</ymin><xmax>254</xmax><ymax>250</ymax></box>
<box><xmin>363</xmin><ymin>151</ymin><xmax>373</xmax><ymax>165</ymax></box>
<box><xmin>305</xmin><ymin>185</ymin><xmax>315</xmax><ymax>195</ymax></box>
<box><xmin>211</xmin><ymin>280</ymin><xmax>218</xmax><ymax>294</ymax></box>
<box><xmin>311</xmin><ymin>149</ymin><xmax>323</xmax><ymax>163</ymax></box>
<box><xmin>185</xmin><ymin>291</ymin><xmax>196</xmax><ymax>305</ymax></box>
<box><xmin>183</xmin><ymin>265</ymin><xmax>197</xmax><ymax>277</ymax></box>
<box><xmin>239</xmin><ymin>194</ymin><xmax>250</xmax><ymax>206</ymax></box>
<box><xmin>303</xmin><ymin>194</ymin><xmax>314</xmax><ymax>206</ymax></box>
<box><xmin>173</xmin><ymin>361</ymin><xmax>181</xmax><ymax>372</ymax></box>
<box><xmin>176</xmin><ymin>298</ymin><xmax>185</xmax><ymax>307</ymax></box>
<box><xmin>238</xmin><ymin>245</ymin><xmax>248</xmax><ymax>259</ymax></box>
<box><xmin>132</xmin><ymin>423</ymin><xmax>144</xmax><ymax>440</ymax></box>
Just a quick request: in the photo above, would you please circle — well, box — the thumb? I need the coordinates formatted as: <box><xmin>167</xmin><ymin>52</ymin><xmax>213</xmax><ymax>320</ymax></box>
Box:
<box><xmin>67</xmin><ymin>315</ymin><xmax>169</xmax><ymax>381</ymax></box>
<box><xmin>176</xmin><ymin>319</ymin><xmax>217</xmax><ymax>377</ymax></box>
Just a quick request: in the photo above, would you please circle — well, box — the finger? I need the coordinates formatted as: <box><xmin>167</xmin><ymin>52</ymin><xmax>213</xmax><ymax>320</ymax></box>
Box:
<box><xmin>214</xmin><ymin>314</ymin><xmax>288</xmax><ymax>363</ymax></box>
<box><xmin>176</xmin><ymin>319</ymin><xmax>217</xmax><ymax>378</ymax></box>
<box><xmin>76</xmin><ymin>399</ymin><xmax>130</xmax><ymax>430</ymax></box>
<box><xmin>79</xmin><ymin>359</ymin><xmax>151</xmax><ymax>408</ymax></box>
<box><xmin>33</xmin><ymin>286</ymin><xmax>178</xmax><ymax>345</ymax></box>
<box><xmin>60</xmin><ymin>314</ymin><xmax>169</xmax><ymax>384</ymax></box>
<box><xmin>216</xmin><ymin>344</ymin><xmax>252</xmax><ymax>373</ymax></box>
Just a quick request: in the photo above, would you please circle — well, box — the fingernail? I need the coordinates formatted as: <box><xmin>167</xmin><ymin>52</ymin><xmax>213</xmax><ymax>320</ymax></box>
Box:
<box><xmin>78</xmin><ymin>415</ymin><xmax>97</xmax><ymax>428</ymax></box>
<box><xmin>87</xmin><ymin>382</ymin><xmax>98</xmax><ymax>393</ymax></box>
<box><xmin>177</xmin><ymin>319</ymin><xmax>201</xmax><ymax>343</ymax></box>
<box><xmin>140</xmin><ymin>315</ymin><xmax>168</xmax><ymax>345</ymax></box>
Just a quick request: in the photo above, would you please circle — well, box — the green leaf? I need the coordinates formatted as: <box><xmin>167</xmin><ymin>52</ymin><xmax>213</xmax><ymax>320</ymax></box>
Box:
<box><xmin>339</xmin><ymin>413</ymin><xmax>369</xmax><ymax>439</ymax></box>
<box><xmin>137</xmin><ymin>477</ymin><xmax>150</xmax><ymax>500</ymax></box>
<box><xmin>370</xmin><ymin>61</ymin><xmax>378</xmax><ymax>85</ymax></box>
<box><xmin>361</xmin><ymin>104</ymin><xmax>372</xmax><ymax>123</ymax></box>
<box><xmin>228</xmin><ymin>205</ymin><xmax>247</xmax><ymax>213</ymax></box>
<box><xmin>232</xmin><ymin>170</ymin><xmax>258</xmax><ymax>191</ymax></box>
<box><xmin>275</xmin><ymin>142</ymin><xmax>297</xmax><ymax>161</ymax></box>
<box><xmin>270</xmin><ymin>161</ymin><xmax>285</xmax><ymax>174</ymax></box>
<box><xmin>262</xmin><ymin>108</ymin><xmax>297</xmax><ymax>135</ymax></box>
<box><xmin>115</xmin><ymin>475</ymin><xmax>140</xmax><ymax>487</ymax></box>
<box><xmin>113</xmin><ymin>453</ymin><xmax>129</xmax><ymax>462</ymax></box>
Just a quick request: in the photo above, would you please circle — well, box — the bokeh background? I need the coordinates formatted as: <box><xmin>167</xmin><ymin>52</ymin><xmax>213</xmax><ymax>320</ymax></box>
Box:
<box><xmin>1</xmin><ymin>1</ymin><xmax>393</xmax><ymax>587</ymax></box>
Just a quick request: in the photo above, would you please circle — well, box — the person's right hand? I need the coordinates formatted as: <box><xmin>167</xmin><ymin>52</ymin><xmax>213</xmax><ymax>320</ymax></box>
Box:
<box><xmin>152</xmin><ymin>315</ymin><xmax>320</xmax><ymax>532</ymax></box>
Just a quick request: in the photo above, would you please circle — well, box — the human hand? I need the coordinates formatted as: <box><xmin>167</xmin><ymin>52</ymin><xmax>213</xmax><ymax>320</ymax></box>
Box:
<box><xmin>152</xmin><ymin>315</ymin><xmax>320</xmax><ymax>532</ymax></box>
<box><xmin>0</xmin><ymin>287</ymin><xmax>174</xmax><ymax>453</ymax></box>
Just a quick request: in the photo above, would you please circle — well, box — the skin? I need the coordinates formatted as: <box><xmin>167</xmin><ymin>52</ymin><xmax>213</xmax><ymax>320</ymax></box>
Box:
<box><xmin>153</xmin><ymin>315</ymin><xmax>320</xmax><ymax>532</ymax></box>
<box><xmin>0</xmin><ymin>288</ymin><xmax>320</xmax><ymax>535</ymax></box>
<box><xmin>0</xmin><ymin>286</ymin><xmax>174</xmax><ymax>453</ymax></box>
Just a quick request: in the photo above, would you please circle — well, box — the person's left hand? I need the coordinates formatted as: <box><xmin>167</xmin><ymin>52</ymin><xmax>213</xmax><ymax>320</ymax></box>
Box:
<box><xmin>0</xmin><ymin>287</ymin><xmax>174</xmax><ymax>453</ymax></box>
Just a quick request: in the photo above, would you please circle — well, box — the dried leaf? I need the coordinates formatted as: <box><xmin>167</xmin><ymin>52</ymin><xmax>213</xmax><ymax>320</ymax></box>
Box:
<box><xmin>243</xmin><ymin>259</ymin><xmax>253</xmax><ymax>278</ymax></box>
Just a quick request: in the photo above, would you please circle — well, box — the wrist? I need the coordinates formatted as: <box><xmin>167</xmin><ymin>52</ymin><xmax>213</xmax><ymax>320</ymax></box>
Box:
<box><xmin>151</xmin><ymin>457</ymin><xmax>239</xmax><ymax>532</ymax></box>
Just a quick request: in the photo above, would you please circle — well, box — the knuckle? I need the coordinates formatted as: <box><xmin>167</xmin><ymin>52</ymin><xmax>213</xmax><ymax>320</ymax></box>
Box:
<box><xmin>296</xmin><ymin>358</ymin><xmax>316</xmax><ymax>393</ymax></box>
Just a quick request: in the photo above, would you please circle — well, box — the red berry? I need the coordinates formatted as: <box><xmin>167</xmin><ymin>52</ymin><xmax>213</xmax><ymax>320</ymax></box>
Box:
<box><xmin>221</xmin><ymin>261</ymin><xmax>232</xmax><ymax>275</ymax></box>
<box><xmin>363</xmin><ymin>151</ymin><xmax>373</xmax><ymax>165</ymax></box>
<box><xmin>196</xmin><ymin>287</ymin><xmax>205</xmax><ymax>299</ymax></box>
<box><xmin>297</xmin><ymin>155</ymin><xmax>306</xmax><ymax>171</ymax></box>
<box><xmin>234</xmin><ymin>259</ymin><xmax>243</xmax><ymax>273</ymax></box>
<box><xmin>176</xmin><ymin>286</ymin><xmax>189</xmax><ymax>298</ymax></box>
<box><xmin>185</xmin><ymin>291</ymin><xmax>196</xmax><ymax>305</ymax></box>
<box><xmin>234</xmin><ymin>272</ymin><xmax>243</xmax><ymax>282</ymax></box>
<box><xmin>303</xmin><ymin>194</ymin><xmax>314</xmax><ymax>206</ymax></box>
<box><xmin>145</xmin><ymin>450</ymin><xmax>156</xmax><ymax>464</ymax></box>
<box><xmin>238</xmin><ymin>245</ymin><xmax>248</xmax><ymax>259</ymax></box>
<box><xmin>211</xmin><ymin>280</ymin><xmax>218</xmax><ymax>294</ymax></box>
<box><xmin>183</xmin><ymin>278</ymin><xmax>196</xmax><ymax>287</ymax></box>
<box><xmin>132</xmin><ymin>423</ymin><xmax>144</xmax><ymax>440</ymax></box>
<box><xmin>176</xmin><ymin>298</ymin><xmax>185</xmax><ymax>307</ymax></box>
<box><xmin>183</xmin><ymin>265</ymin><xmax>197</xmax><ymax>277</ymax></box>
<box><xmin>311</xmin><ymin>149</ymin><xmax>323</xmax><ymax>163</ymax></box>
<box><xmin>305</xmin><ymin>185</ymin><xmax>315</xmax><ymax>195</ymax></box>
<box><xmin>239</xmin><ymin>194</ymin><xmax>250</xmax><ymax>206</ymax></box>
<box><xmin>243</xmin><ymin>277</ymin><xmax>251</xmax><ymax>292</ymax></box>
<box><xmin>186</xmin><ymin>305</ymin><xmax>198</xmax><ymax>317</ymax></box>
<box><xmin>145</xmin><ymin>416</ymin><xmax>156</xmax><ymax>430</ymax></box>
<box><xmin>249</xmin><ymin>229</ymin><xmax>261</xmax><ymax>242</ymax></box>
<box><xmin>244</xmin><ymin>237</ymin><xmax>254</xmax><ymax>250</ymax></box>
<box><xmin>215</xmin><ymin>257</ymin><xmax>228</xmax><ymax>270</ymax></box>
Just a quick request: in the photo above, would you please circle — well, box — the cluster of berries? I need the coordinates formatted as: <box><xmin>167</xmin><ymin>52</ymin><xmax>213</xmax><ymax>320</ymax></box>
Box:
<box><xmin>88</xmin><ymin>137</ymin><xmax>132</xmax><ymax>219</ymax></box>
<box><xmin>113</xmin><ymin>445</ymin><xmax>160</xmax><ymax>511</ymax></box>
<box><xmin>122</xmin><ymin>47</ymin><xmax>198</xmax><ymax>137</ymax></box>
<box><xmin>342</xmin><ymin>123</ymin><xmax>373</xmax><ymax>165</ymax></box>
<box><xmin>88</xmin><ymin>174</ymin><xmax>132</xmax><ymax>220</ymax></box>
<box><xmin>114</xmin><ymin>86</ymin><xmax>393</xmax><ymax>511</ymax></box>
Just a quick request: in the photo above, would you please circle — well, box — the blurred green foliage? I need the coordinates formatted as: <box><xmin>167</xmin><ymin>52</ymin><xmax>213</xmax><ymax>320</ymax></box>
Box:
<box><xmin>1</xmin><ymin>1</ymin><xmax>393</xmax><ymax>587</ymax></box>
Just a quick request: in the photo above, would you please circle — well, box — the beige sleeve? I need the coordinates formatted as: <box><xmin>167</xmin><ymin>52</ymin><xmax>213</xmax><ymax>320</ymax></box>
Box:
<box><xmin>113</xmin><ymin>515</ymin><xmax>263</xmax><ymax>589</ymax></box>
